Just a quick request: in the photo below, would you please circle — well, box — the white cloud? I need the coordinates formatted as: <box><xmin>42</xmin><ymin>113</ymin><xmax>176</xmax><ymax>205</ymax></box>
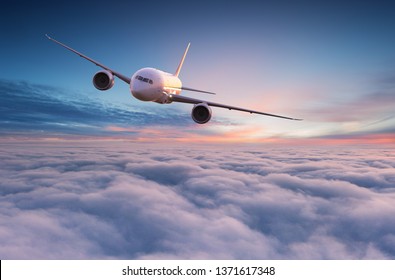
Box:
<box><xmin>0</xmin><ymin>142</ymin><xmax>394</xmax><ymax>259</ymax></box>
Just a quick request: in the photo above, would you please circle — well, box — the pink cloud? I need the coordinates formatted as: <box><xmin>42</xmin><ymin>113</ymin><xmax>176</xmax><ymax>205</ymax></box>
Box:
<box><xmin>1</xmin><ymin>141</ymin><xmax>394</xmax><ymax>259</ymax></box>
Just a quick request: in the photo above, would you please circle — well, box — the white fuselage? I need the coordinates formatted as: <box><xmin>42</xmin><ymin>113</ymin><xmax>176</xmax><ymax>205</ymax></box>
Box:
<box><xmin>130</xmin><ymin>68</ymin><xmax>182</xmax><ymax>104</ymax></box>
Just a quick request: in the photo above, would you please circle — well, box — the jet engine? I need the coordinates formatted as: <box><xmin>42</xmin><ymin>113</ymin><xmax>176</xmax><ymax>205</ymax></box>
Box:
<box><xmin>93</xmin><ymin>70</ymin><xmax>114</xmax><ymax>90</ymax></box>
<box><xmin>191</xmin><ymin>103</ymin><xmax>212</xmax><ymax>124</ymax></box>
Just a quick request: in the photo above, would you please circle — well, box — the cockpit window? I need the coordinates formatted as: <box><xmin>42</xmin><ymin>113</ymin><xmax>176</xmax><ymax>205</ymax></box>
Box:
<box><xmin>135</xmin><ymin>75</ymin><xmax>153</xmax><ymax>85</ymax></box>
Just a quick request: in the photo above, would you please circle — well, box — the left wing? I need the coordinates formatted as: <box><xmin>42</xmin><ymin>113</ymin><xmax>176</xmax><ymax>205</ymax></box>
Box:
<box><xmin>45</xmin><ymin>34</ymin><xmax>131</xmax><ymax>84</ymax></box>
<box><xmin>169</xmin><ymin>94</ymin><xmax>302</xmax><ymax>121</ymax></box>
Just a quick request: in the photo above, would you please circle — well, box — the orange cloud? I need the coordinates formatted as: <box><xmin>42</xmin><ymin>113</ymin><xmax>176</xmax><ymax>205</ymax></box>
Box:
<box><xmin>4</xmin><ymin>125</ymin><xmax>393</xmax><ymax>147</ymax></box>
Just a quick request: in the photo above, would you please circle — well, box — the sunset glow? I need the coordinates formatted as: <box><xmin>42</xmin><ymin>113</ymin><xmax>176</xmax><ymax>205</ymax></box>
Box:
<box><xmin>1</xmin><ymin>1</ymin><xmax>395</xmax><ymax>261</ymax></box>
<box><xmin>1</xmin><ymin>1</ymin><xmax>394</xmax><ymax>144</ymax></box>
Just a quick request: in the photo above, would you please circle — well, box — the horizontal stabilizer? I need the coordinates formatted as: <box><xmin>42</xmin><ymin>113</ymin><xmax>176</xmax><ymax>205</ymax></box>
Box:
<box><xmin>181</xmin><ymin>86</ymin><xmax>216</xmax><ymax>95</ymax></box>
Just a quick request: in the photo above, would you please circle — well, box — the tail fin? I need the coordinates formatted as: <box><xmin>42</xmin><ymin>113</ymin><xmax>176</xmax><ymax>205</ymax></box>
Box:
<box><xmin>174</xmin><ymin>43</ymin><xmax>190</xmax><ymax>77</ymax></box>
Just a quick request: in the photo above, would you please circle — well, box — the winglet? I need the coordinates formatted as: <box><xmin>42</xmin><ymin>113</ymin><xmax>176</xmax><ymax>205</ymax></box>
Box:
<box><xmin>175</xmin><ymin>43</ymin><xmax>190</xmax><ymax>77</ymax></box>
<box><xmin>45</xmin><ymin>34</ymin><xmax>51</xmax><ymax>40</ymax></box>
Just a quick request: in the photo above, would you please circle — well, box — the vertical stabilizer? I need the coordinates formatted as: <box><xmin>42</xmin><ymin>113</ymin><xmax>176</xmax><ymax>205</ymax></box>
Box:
<box><xmin>174</xmin><ymin>43</ymin><xmax>190</xmax><ymax>77</ymax></box>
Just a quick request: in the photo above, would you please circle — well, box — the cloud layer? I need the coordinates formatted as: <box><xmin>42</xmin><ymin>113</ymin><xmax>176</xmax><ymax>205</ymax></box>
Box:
<box><xmin>1</xmin><ymin>79</ymin><xmax>394</xmax><ymax>143</ymax></box>
<box><xmin>0</xmin><ymin>142</ymin><xmax>394</xmax><ymax>259</ymax></box>
<box><xmin>0</xmin><ymin>79</ymin><xmax>191</xmax><ymax>138</ymax></box>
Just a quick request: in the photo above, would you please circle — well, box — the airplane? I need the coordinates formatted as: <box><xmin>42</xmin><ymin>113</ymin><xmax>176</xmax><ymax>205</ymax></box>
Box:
<box><xmin>46</xmin><ymin>35</ymin><xmax>302</xmax><ymax>124</ymax></box>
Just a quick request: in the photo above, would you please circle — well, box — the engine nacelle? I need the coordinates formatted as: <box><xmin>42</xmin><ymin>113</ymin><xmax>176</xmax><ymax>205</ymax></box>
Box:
<box><xmin>93</xmin><ymin>70</ymin><xmax>114</xmax><ymax>90</ymax></box>
<box><xmin>191</xmin><ymin>103</ymin><xmax>212</xmax><ymax>124</ymax></box>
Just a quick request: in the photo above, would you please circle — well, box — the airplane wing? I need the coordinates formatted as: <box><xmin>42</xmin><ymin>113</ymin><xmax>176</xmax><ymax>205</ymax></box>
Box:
<box><xmin>45</xmin><ymin>34</ymin><xmax>131</xmax><ymax>84</ymax></box>
<box><xmin>169</xmin><ymin>94</ymin><xmax>302</xmax><ymax>121</ymax></box>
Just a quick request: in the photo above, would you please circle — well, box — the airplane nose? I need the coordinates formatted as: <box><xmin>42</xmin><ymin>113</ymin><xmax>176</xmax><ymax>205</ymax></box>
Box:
<box><xmin>131</xmin><ymin>89</ymin><xmax>146</xmax><ymax>101</ymax></box>
<box><xmin>131</xmin><ymin>83</ymin><xmax>157</xmax><ymax>102</ymax></box>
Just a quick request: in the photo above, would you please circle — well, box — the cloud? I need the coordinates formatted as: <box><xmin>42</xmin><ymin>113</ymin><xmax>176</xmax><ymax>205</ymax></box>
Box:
<box><xmin>305</xmin><ymin>90</ymin><xmax>395</xmax><ymax>123</ymax></box>
<box><xmin>2</xmin><ymin>79</ymin><xmax>393</xmax><ymax>144</ymax></box>
<box><xmin>1</xmin><ymin>79</ymin><xmax>259</xmax><ymax>142</ymax></box>
<box><xmin>0</xmin><ymin>79</ymin><xmax>191</xmax><ymax>137</ymax></box>
<box><xmin>0</xmin><ymin>142</ymin><xmax>394</xmax><ymax>259</ymax></box>
<box><xmin>295</xmin><ymin>74</ymin><xmax>395</xmax><ymax>141</ymax></box>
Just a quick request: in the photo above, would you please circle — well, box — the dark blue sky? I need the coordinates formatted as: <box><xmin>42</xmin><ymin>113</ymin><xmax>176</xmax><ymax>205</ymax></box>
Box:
<box><xmin>1</xmin><ymin>0</ymin><xmax>395</xmax><ymax>143</ymax></box>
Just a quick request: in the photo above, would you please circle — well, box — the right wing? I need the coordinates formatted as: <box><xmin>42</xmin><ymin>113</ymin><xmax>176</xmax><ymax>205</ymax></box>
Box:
<box><xmin>45</xmin><ymin>34</ymin><xmax>131</xmax><ymax>84</ymax></box>
<box><xmin>169</xmin><ymin>94</ymin><xmax>302</xmax><ymax>121</ymax></box>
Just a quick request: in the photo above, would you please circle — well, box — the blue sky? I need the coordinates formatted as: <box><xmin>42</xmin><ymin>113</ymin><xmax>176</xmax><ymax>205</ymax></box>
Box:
<box><xmin>1</xmin><ymin>0</ymin><xmax>395</xmax><ymax>143</ymax></box>
<box><xmin>1</xmin><ymin>1</ymin><xmax>395</xmax><ymax>260</ymax></box>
